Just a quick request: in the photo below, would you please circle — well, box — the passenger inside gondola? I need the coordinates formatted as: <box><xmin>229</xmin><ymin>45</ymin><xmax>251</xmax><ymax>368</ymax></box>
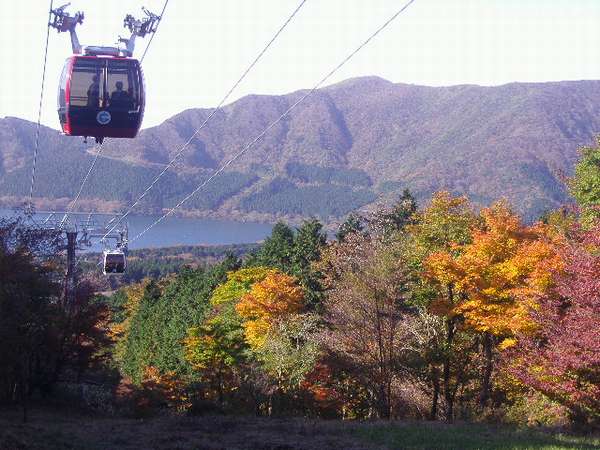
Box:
<box><xmin>87</xmin><ymin>75</ymin><xmax>100</xmax><ymax>107</ymax></box>
<box><xmin>110</xmin><ymin>81</ymin><xmax>132</xmax><ymax>109</ymax></box>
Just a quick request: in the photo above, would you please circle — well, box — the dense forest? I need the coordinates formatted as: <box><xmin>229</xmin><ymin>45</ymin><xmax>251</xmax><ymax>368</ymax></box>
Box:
<box><xmin>239</xmin><ymin>177</ymin><xmax>377</xmax><ymax>218</ymax></box>
<box><xmin>285</xmin><ymin>162</ymin><xmax>373</xmax><ymax>186</ymax></box>
<box><xmin>0</xmin><ymin>148</ymin><xmax>259</xmax><ymax>214</ymax></box>
<box><xmin>1</xmin><ymin>138</ymin><xmax>600</xmax><ymax>438</ymax></box>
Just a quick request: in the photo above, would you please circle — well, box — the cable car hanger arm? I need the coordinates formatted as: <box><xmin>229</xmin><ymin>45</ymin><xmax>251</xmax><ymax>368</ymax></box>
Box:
<box><xmin>119</xmin><ymin>7</ymin><xmax>161</xmax><ymax>57</ymax></box>
<box><xmin>49</xmin><ymin>3</ymin><xmax>84</xmax><ymax>54</ymax></box>
<box><xmin>49</xmin><ymin>4</ymin><xmax>160</xmax><ymax>58</ymax></box>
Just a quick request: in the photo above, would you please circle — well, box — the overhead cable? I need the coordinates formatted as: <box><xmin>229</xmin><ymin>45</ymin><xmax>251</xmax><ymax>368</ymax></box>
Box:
<box><xmin>102</xmin><ymin>0</ymin><xmax>310</xmax><ymax>240</ymax></box>
<box><xmin>131</xmin><ymin>0</ymin><xmax>418</xmax><ymax>242</ymax></box>
<box><xmin>29</xmin><ymin>0</ymin><xmax>54</xmax><ymax>209</ymax></box>
<box><xmin>140</xmin><ymin>0</ymin><xmax>170</xmax><ymax>63</ymax></box>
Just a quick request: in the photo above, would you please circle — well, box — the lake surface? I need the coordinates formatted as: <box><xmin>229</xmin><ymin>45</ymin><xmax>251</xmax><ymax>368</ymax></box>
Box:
<box><xmin>0</xmin><ymin>209</ymin><xmax>273</xmax><ymax>250</ymax></box>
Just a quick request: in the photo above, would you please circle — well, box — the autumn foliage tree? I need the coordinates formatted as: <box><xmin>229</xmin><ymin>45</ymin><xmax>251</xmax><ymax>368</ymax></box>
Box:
<box><xmin>235</xmin><ymin>270</ymin><xmax>319</xmax><ymax>410</ymax></box>
<box><xmin>425</xmin><ymin>201</ymin><xmax>562</xmax><ymax>412</ymax></box>
<box><xmin>0</xmin><ymin>217</ymin><xmax>110</xmax><ymax>420</ymax></box>
<box><xmin>450</xmin><ymin>203</ymin><xmax>560</xmax><ymax>340</ymax></box>
<box><xmin>320</xmin><ymin>230</ymin><xmax>414</xmax><ymax>419</ymax></box>
<box><xmin>184</xmin><ymin>267</ymin><xmax>271</xmax><ymax>404</ymax></box>
<box><xmin>184</xmin><ymin>267</ymin><xmax>314</xmax><ymax>412</ymax></box>
<box><xmin>411</xmin><ymin>192</ymin><xmax>479</xmax><ymax>421</ymax></box>
<box><xmin>507</xmin><ymin>222</ymin><xmax>600</xmax><ymax>427</ymax></box>
<box><xmin>0</xmin><ymin>218</ymin><xmax>61</xmax><ymax>413</ymax></box>
<box><xmin>248</xmin><ymin>220</ymin><xmax>327</xmax><ymax>309</ymax></box>
<box><xmin>236</xmin><ymin>271</ymin><xmax>304</xmax><ymax>350</ymax></box>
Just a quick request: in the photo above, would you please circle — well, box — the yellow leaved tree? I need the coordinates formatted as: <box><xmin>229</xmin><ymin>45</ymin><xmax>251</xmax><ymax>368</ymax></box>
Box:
<box><xmin>236</xmin><ymin>271</ymin><xmax>304</xmax><ymax>350</ymax></box>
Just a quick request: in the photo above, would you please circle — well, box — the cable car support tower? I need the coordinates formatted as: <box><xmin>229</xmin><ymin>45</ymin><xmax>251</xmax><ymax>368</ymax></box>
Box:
<box><xmin>34</xmin><ymin>211</ymin><xmax>129</xmax><ymax>303</ymax></box>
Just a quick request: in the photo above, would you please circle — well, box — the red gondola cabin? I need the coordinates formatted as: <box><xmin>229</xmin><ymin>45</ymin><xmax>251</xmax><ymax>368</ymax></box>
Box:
<box><xmin>57</xmin><ymin>48</ymin><xmax>145</xmax><ymax>143</ymax></box>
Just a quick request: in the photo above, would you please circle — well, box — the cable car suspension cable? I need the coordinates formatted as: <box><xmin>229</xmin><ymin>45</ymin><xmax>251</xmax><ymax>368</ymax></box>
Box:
<box><xmin>29</xmin><ymin>0</ymin><xmax>55</xmax><ymax>210</ymax></box>
<box><xmin>131</xmin><ymin>0</ymin><xmax>418</xmax><ymax>242</ymax></box>
<box><xmin>102</xmin><ymin>0</ymin><xmax>309</xmax><ymax>241</ymax></box>
<box><xmin>139</xmin><ymin>0</ymin><xmax>170</xmax><ymax>64</ymax></box>
<box><xmin>59</xmin><ymin>141</ymin><xmax>106</xmax><ymax>228</ymax></box>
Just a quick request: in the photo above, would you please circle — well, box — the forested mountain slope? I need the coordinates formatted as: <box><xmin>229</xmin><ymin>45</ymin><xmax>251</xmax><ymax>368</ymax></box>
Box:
<box><xmin>2</xmin><ymin>77</ymin><xmax>599</xmax><ymax>220</ymax></box>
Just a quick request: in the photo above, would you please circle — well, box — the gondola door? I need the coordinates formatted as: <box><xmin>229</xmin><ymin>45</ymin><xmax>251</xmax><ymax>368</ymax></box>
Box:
<box><xmin>67</xmin><ymin>57</ymin><xmax>107</xmax><ymax>138</ymax></box>
<box><xmin>106</xmin><ymin>58</ymin><xmax>144</xmax><ymax>138</ymax></box>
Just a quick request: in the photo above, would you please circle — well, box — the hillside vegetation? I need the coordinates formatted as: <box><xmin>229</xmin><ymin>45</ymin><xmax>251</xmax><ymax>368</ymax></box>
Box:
<box><xmin>2</xmin><ymin>77</ymin><xmax>600</xmax><ymax>220</ymax></box>
<box><xmin>1</xmin><ymin>139</ymin><xmax>600</xmax><ymax>447</ymax></box>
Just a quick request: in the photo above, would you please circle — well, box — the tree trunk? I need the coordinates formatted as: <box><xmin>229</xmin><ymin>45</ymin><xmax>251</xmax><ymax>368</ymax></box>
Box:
<box><xmin>430</xmin><ymin>368</ymin><xmax>440</xmax><ymax>420</ymax></box>
<box><xmin>373</xmin><ymin>291</ymin><xmax>391</xmax><ymax>419</ymax></box>
<box><xmin>216</xmin><ymin>369</ymin><xmax>224</xmax><ymax>407</ymax></box>
<box><xmin>479</xmin><ymin>332</ymin><xmax>493</xmax><ymax>408</ymax></box>
<box><xmin>20</xmin><ymin>380</ymin><xmax>28</xmax><ymax>423</ymax></box>
<box><xmin>443</xmin><ymin>320</ymin><xmax>456</xmax><ymax>422</ymax></box>
<box><xmin>443</xmin><ymin>340</ymin><xmax>454</xmax><ymax>422</ymax></box>
<box><xmin>569</xmin><ymin>405</ymin><xmax>589</xmax><ymax>430</ymax></box>
<box><xmin>442</xmin><ymin>284</ymin><xmax>457</xmax><ymax>423</ymax></box>
<box><xmin>385</xmin><ymin>379</ymin><xmax>392</xmax><ymax>419</ymax></box>
<box><xmin>377</xmin><ymin>382</ymin><xmax>391</xmax><ymax>419</ymax></box>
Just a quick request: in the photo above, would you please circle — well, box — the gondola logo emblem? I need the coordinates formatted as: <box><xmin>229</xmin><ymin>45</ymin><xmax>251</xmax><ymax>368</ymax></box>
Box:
<box><xmin>96</xmin><ymin>111</ymin><xmax>112</xmax><ymax>125</ymax></box>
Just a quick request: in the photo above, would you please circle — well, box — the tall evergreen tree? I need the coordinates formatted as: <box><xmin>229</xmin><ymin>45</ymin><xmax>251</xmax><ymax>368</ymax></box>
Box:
<box><xmin>336</xmin><ymin>214</ymin><xmax>364</xmax><ymax>242</ymax></box>
<box><xmin>373</xmin><ymin>189</ymin><xmax>419</xmax><ymax>235</ymax></box>
<box><xmin>291</xmin><ymin>219</ymin><xmax>327</xmax><ymax>309</ymax></box>
<box><xmin>118</xmin><ymin>256</ymin><xmax>241</xmax><ymax>383</ymax></box>
<box><xmin>387</xmin><ymin>189</ymin><xmax>418</xmax><ymax>231</ymax></box>
<box><xmin>253</xmin><ymin>222</ymin><xmax>295</xmax><ymax>269</ymax></box>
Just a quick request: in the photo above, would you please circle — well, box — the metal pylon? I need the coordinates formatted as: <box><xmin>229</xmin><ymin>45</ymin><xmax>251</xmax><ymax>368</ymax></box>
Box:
<box><xmin>29</xmin><ymin>211</ymin><xmax>129</xmax><ymax>304</ymax></box>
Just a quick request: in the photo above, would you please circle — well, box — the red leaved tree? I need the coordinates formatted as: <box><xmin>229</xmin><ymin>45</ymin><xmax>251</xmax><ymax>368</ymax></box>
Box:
<box><xmin>507</xmin><ymin>223</ymin><xmax>600</xmax><ymax>427</ymax></box>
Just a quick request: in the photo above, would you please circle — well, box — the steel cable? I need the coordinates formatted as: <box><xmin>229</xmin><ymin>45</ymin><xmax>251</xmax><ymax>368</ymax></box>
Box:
<box><xmin>29</xmin><ymin>0</ymin><xmax>54</xmax><ymax>209</ymax></box>
<box><xmin>131</xmin><ymin>0</ymin><xmax>418</xmax><ymax>242</ymax></box>
<box><xmin>140</xmin><ymin>0</ymin><xmax>170</xmax><ymax>63</ymax></box>
<box><xmin>102</xmin><ymin>0</ymin><xmax>310</xmax><ymax>240</ymax></box>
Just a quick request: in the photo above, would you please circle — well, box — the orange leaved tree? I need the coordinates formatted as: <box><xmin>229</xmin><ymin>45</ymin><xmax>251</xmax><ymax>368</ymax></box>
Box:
<box><xmin>426</xmin><ymin>201</ymin><xmax>562</xmax><ymax>408</ymax></box>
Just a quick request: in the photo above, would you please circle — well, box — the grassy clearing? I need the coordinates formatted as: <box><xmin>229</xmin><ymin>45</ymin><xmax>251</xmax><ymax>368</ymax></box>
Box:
<box><xmin>1</xmin><ymin>409</ymin><xmax>598</xmax><ymax>450</ymax></box>
<box><xmin>357</xmin><ymin>421</ymin><xmax>600</xmax><ymax>450</ymax></box>
<box><xmin>0</xmin><ymin>408</ymin><xmax>380</xmax><ymax>450</ymax></box>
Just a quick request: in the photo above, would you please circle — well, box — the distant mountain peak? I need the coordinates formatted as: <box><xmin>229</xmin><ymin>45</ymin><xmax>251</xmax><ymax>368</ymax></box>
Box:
<box><xmin>326</xmin><ymin>75</ymin><xmax>393</xmax><ymax>89</ymax></box>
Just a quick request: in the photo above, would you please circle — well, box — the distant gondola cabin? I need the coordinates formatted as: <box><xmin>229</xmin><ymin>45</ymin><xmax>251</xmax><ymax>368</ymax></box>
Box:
<box><xmin>58</xmin><ymin>49</ymin><xmax>145</xmax><ymax>142</ymax></box>
<box><xmin>103</xmin><ymin>250</ymin><xmax>126</xmax><ymax>275</ymax></box>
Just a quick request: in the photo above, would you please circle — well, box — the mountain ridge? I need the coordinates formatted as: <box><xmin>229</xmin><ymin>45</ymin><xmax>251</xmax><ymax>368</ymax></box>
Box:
<box><xmin>1</xmin><ymin>76</ymin><xmax>599</xmax><ymax>222</ymax></box>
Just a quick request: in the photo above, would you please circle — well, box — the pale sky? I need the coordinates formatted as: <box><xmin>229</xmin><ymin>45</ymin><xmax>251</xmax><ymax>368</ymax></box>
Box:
<box><xmin>1</xmin><ymin>0</ymin><xmax>599</xmax><ymax>130</ymax></box>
